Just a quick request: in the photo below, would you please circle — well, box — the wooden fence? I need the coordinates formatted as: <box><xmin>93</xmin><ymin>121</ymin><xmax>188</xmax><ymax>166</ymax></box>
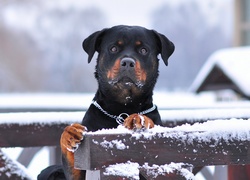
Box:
<box><xmin>0</xmin><ymin>96</ymin><xmax>250</xmax><ymax>179</ymax></box>
<box><xmin>75</xmin><ymin>123</ymin><xmax>250</xmax><ymax>179</ymax></box>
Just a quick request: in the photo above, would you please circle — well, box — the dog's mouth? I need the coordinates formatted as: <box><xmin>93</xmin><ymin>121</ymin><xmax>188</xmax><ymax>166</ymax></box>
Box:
<box><xmin>106</xmin><ymin>58</ymin><xmax>147</xmax><ymax>89</ymax></box>
<box><xmin>108</xmin><ymin>76</ymin><xmax>144</xmax><ymax>88</ymax></box>
<box><xmin>119</xmin><ymin>77</ymin><xmax>134</xmax><ymax>85</ymax></box>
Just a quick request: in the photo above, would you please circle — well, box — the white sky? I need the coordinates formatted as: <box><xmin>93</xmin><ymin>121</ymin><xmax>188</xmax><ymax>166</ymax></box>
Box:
<box><xmin>50</xmin><ymin>0</ymin><xmax>168</xmax><ymax>27</ymax></box>
<box><xmin>87</xmin><ymin>0</ymin><xmax>168</xmax><ymax>27</ymax></box>
<box><xmin>2</xmin><ymin>0</ymin><xmax>232</xmax><ymax>37</ymax></box>
<box><xmin>50</xmin><ymin>0</ymin><xmax>233</xmax><ymax>33</ymax></box>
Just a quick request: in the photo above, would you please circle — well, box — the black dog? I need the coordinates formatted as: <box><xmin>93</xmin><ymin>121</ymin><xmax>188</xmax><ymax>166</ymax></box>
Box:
<box><xmin>38</xmin><ymin>25</ymin><xmax>174</xmax><ymax>180</ymax></box>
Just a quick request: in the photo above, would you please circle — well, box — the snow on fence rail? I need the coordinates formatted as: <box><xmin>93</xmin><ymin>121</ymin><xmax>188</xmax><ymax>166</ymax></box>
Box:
<box><xmin>74</xmin><ymin>120</ymin><xmax>250</xmax><ymax>179</ymax></box>
<box><xmin>0</xmin><ymin>93</ymin><xmax>92</xmax><ymax>113</ymax></box>
<box><xmin>1</xmin><ymin>93</ymin><xmax>250</xmax><ymax>113</ymax></box>
<box><xmin>160</xmin><ymin>108</ymin><xmax>250</xmax><ymax>127</ymax></box>
<box><xmin>0</xmin><ymin>112</ymin><xmax>83</xmax><ymax>147</ymax></box>
<box><xmin>0</xmin><ymin>108</ymin><xmax>250</xmax><ymax>179</ymax></box>
<box><xmin>1</xmin><ymin>108</ymin><xmax>250</xmax><ymax>146</ymax></box>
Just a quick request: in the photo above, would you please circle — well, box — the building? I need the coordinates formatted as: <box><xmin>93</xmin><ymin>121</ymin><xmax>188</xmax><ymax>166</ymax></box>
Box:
<box><xmin>190</xmin><ymin>46</ymin><xmax>250</xmax><ymax>100</ymax></box>
<box><xmin>190</xmin><ymin>0</ymin><xmax>250</xmax><ymax>100</ymax></box>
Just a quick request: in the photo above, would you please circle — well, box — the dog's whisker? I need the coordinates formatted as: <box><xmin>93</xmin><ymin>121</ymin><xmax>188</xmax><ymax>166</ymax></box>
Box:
<box><xmin>108</xmin><ymin>79</ymin><xmax>118</xmax><ymax>85</ymax></box>
<box><xmin>125</xmin><ymin>82</ymin><xmax>133</xmax><ymax>86</ymax></box>
<box><xmin>135</xmin><ymin>81</ymin><xmax>144</xmax><ymax>88</ymax></box>
<box><xmin>125</xmin><ymin>96</ymin><xmax>132</xmax><ymax>100</ymax></box>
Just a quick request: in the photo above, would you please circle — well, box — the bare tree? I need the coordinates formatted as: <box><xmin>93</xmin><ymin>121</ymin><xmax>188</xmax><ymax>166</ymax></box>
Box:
<box><xmin>0</xmin><ymin>25</ymin><xmax>44</xmax><ymax>92</ymax></box>
<box><xmin>0</xmin><ymin>1</ymin><xmax>106</xmax><ymax>92</ymax></box>
<box><xmin>151</xmin><ymin>1</ymin><xmax>232</xmax><ymax>90</ymax></box>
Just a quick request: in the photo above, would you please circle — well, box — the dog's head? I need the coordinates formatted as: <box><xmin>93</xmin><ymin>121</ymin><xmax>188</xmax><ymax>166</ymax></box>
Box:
<box><xmin>83</xmin><ymin>25</ymin><xmax>174</xmax><ymax>104</ymax></box>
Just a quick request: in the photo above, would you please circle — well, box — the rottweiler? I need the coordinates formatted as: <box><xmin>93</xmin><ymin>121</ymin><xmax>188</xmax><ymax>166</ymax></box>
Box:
<box><xmin>38</xmin><ymin>25</ymin><xmax>174</xmax><ymax>180</ymax></box>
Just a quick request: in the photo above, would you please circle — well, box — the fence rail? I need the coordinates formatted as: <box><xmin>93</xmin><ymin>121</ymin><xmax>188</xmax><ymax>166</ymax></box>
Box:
<box><xmin>75</xmin><ymin>129</ymin><xmax>250</xmax><ymax>170</ymax></box>
<box><xmin>0</xmin><ymin>108</ymin><xmax>250</xmax><ymax>179</ymax></box>
<box><xmin>74</xmin><ymin>124</ymin><xmax>250</xmax><ymax>179</ymax></box>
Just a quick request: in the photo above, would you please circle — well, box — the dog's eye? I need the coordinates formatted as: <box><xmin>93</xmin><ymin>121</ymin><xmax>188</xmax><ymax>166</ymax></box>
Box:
<box><xmin>139</xmin><ymin>47</ymin><xmax>148</xmax><ymax>55</ymax></box>
<box><xmin>110</xmin><ymin>46</ymin><xmax>118</xmax><ymax>53</ymax></box>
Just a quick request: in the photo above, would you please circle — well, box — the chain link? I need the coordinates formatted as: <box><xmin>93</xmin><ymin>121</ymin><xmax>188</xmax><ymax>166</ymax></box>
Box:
<box><xmin>91</xmin><ymin>100</ymin><xmax>156</xmax><ymax>125</ymax></box>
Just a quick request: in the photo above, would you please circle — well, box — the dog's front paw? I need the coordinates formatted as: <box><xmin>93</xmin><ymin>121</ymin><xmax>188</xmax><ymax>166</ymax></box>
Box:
<box><xmin>60</xmin><ymin>123</ymin><xmax>87</xmax><ymax>153</ymax></box>
<box><xmin>123</xmin><ymin>114</ymin><xmax>154</xmax><ymax>130</ymax></box>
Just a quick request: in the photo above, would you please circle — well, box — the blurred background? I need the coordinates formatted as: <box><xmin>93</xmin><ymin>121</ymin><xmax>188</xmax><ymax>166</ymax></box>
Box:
<box><xmin>1</xmin><ymin>0</ymin><xmax>250</xmax><ymax>179</ymax></box>
<box><xmin>0</xmin><ymin>0</ymin><xmax>240</xmax><ymax>93</ymax></box>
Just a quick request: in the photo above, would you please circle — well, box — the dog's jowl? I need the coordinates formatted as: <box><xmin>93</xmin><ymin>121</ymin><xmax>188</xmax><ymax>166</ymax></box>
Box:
<box><xmin>38</xmin><ymin>25</ymin><xmax>174</xmax><ymax>180</ymax></box>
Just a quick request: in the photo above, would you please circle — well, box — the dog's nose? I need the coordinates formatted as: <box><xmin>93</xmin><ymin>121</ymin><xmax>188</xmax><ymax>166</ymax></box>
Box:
<box><xmin>120</xmin><ymin>57</ymin><xmax>135</xmax><ymax>69</ymax></box>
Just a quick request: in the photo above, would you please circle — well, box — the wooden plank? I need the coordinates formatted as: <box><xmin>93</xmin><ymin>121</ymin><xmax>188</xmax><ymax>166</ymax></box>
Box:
<box><xmin>0</xmin><ymin>112</ymin><xmax>83</xmax><ymax>147</ymax></box>
<box><xmin>228</xmin><ymin>165</ymin><xmax>250</xmax><ymax>180</ymax></box>
<box><xmin>74</xmin><ymin>131</ymin><xmax>250</xmax><ymax>170</ymax></box>
<box><xmin>17</xmin><ymin>147</ymin><xmax>42</xmax><ymax>167</ymax></box>
<box><xmin>0</xmin><ymin>123</ymin><xmax>68</xmax><ymax>147</ymax></box>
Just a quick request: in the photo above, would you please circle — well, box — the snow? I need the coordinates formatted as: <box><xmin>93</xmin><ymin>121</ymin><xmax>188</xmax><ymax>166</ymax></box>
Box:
<box><xmin>141</xmin><ymin>162</ymin><xmax>194</xmax><ymax>179</ymax></box>
<box><xmin>0</xmin><ymin>117</ymin><xmax>249</xmax><ymax>179</ymax></box>
<box><xmin>0</xmin><ymin>112</ymin><xmax>83</xmax><ymax>125</ymax></box>
<box><xmin>99</xmin><ymin>140</ymin><xmax>128</xmax><ymax>150</ymax></box>
<box><xmin>160</xmin><ymin>108</ymin><xmax>250</xmax><ymax>122</ymax></box>
<box><xmin>166</xmin><ymin>119</ymin><xmax>250</xmax><ymax>143</ymax></box>
<box><xmin>2</xmin><ymin>92</ymin><xmax>250</xmax><ymax>112</ymax></box>
<box><xmin>88</xmin><ymin>118</ymin><xmax>250</xmax><ymax>179</ymax></box>
<box><xmin>0</xmin><ymin>1</ymin><xmax>238</xmax><ymax>179</ymax></box>
<box><xmin>88</xmin><ymin>118</ymin><xmax>250</xmax><ymax>146</ymax></box>
<box><xmin>0</xmin><ymin>109</ymin><xmax>246</xmax><ymax>145</ymax></box>
<box><xmin>104</xmin><ymin>161</ymin><xmax>140</xmax><ymax>179</ymax></box>
<box><xmin>0</xmin><ymin>93</ymin><xmax>93</xmax><ymax>110</ymax></box>
<box><xmin>0</xmin><ymin>150</ymin><xmax>32</xmax><ymax>179</ymax></box>
<box><xmin>104</xmin><ymin>161</ymin><xmax>194</xmax><ymax>179</ymax></box>
<box><xmin>0</xmin><ymin>92</ymin><xmax>249</xmax><ymax>179</ymax></box>
<box><xmin>190</xmin><ymin>46</ymin><xmax>250</xmax><ymax>96</ymax></box>
<box><xmin>0</xmin><ymin>110</ymin><xmax>84</xmax><ymax>179</ymax></box>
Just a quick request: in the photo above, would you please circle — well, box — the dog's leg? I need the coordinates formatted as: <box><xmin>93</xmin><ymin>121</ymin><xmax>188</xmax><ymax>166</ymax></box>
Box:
<box><xmin>124</xmin><ymin>114</ymin><xmax>154</xmax><ymax>130</ymax></box>
<box><xmin>60</xmin><ymin>123</ymin><xmax>87</xmax><ymax>180</ymax></box>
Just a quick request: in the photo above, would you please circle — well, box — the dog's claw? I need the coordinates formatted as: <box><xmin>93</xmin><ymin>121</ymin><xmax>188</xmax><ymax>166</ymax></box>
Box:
<box><xmin>60</xmin><ymin>123</ymin><xmax>87</xmax><ymax>153</ymax></box>
<box><xmin>67</xmin><ymin>143</ymin><xmax>80</xmax><ymax>153</ymax></box>
<box><xmin>123</xmin><ymin>114</ymin><xmax>154</xmax><ymax>130</ymax></box>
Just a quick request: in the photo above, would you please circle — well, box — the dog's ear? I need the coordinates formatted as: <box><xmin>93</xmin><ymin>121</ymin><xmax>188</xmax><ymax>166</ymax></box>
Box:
<box><xmin>82</xmin><ymin>28</ymin><xmax>107</xmax><ymax>63</ymax></box>
<box><xmin>153</xmin><ymin>30</ymin><xmax>175</xmax><ymax>66</ymax></box>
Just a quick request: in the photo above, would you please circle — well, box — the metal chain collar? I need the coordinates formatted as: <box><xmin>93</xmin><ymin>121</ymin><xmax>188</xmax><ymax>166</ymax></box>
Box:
<box><xmin>91</xmin><ymin>100</ymin><xmax>156</xmax><ymax>125</ymax></box>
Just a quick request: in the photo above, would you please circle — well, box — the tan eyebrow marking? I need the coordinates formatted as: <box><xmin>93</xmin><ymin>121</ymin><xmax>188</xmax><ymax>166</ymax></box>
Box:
<box><xmin>117</xmin><ymin>40</ymin><xmax>123</xmax><ymax>45</ymax></box>
<box><xmin>135</xmin><ymin>41</ymin><xmax>142</xmax><ymax>45</ymax></box>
